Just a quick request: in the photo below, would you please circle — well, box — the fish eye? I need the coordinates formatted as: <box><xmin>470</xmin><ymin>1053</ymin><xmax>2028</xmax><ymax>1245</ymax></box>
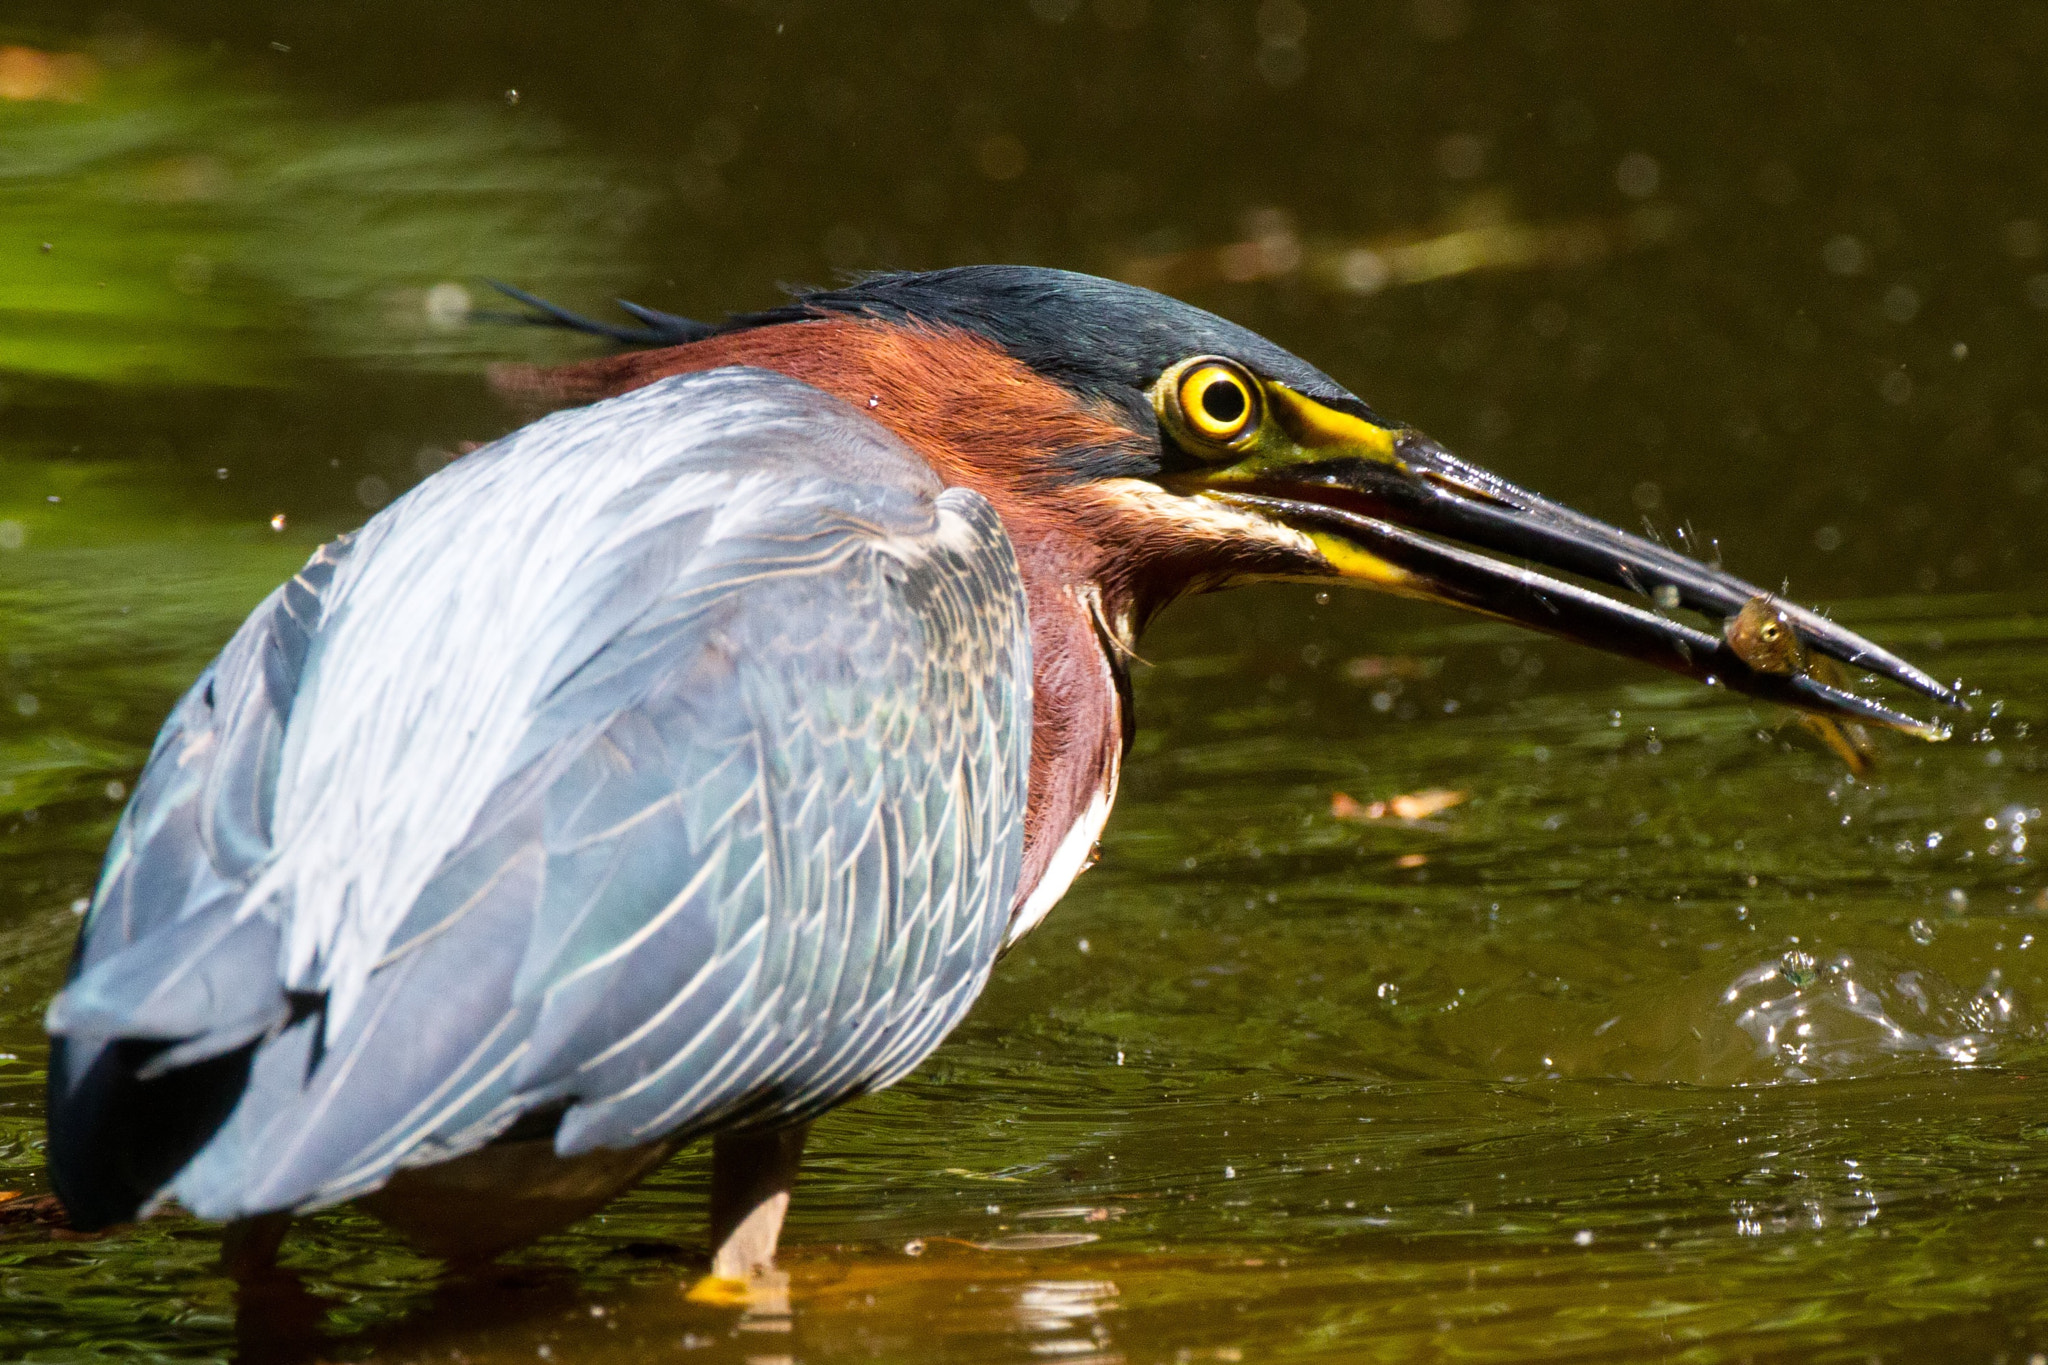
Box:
<box><xmin>1177</xmin><ymin>360</ymin><xmax>1259</xmax><ymax>443</ymax></box>
<box><xmin>1725</xmin><ymin>596</ymin><xmax>1804</xmax><ymax>676</ymax></box>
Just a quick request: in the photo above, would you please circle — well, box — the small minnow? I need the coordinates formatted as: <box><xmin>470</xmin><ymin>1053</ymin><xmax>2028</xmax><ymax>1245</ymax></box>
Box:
<box><xmin>1726</xmin><ymin>595</ymin><xmax>1877</xmax><ymax>774</ymax></box>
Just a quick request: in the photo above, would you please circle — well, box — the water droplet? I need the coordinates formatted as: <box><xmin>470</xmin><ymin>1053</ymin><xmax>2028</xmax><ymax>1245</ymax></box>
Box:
<box><xmin>1909</xmin><ymin>919</ymin><xmax>1935</xmax><ymax>945</ymax></box>
<box><xmin>423</xmin><ymin>282</ymin><xmax>471</xmax><ymax>330</ymax></box>
<box><xmin>1615</xmin><ymin>152</ymin><xmax>1660</xmax><ymax>199</ymax></box>
<box><xmin>1823</xmin><ymin>234</ymin><xmax>1869</xmax><ymax>275</ymax></box>
<box><xmin>1779</xmin><ymin>950</ymin><xmax>1818</xmax><ymax>989</ymax></box>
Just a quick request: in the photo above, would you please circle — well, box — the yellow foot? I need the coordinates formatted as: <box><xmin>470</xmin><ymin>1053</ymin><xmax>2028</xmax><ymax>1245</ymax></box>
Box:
<box><xmin>684</xmin><ymin>1266</ymin><xmax>790</xmax><ymax>1313</ymax></box>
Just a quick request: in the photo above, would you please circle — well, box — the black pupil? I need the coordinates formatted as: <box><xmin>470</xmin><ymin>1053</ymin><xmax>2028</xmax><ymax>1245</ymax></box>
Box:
<box><xmin>1200</xmin><ymin>376</ymin><xmax>1247</xmax><ymax>425</ymax></box>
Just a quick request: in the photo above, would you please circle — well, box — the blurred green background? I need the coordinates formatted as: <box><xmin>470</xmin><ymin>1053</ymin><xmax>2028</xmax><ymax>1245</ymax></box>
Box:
<box><xmin>1</xmin><ymin>3</ymin><xmax>2045</xmax><ymax>1361</ymax></box>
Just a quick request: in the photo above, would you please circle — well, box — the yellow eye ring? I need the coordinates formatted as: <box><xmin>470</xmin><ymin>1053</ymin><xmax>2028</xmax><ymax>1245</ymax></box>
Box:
<box><xmin>1177</xmin><ymin>361</ymin><xmax>1259</xmax><ymax>443</ymax></box>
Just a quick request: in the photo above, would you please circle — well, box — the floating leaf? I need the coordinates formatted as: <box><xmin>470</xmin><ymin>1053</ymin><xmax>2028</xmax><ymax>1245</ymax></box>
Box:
<box><xmin>1330</xmin><ymin>788</ymin><xmax>1467</xmax><ymax>823</ymax></box>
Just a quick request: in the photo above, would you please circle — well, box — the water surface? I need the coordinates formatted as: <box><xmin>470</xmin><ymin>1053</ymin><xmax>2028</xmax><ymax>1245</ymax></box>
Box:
<box><xmin>3</xmin><ymin>4</ymin><xmax>2047</xmax><ymax>1360</ymax></box>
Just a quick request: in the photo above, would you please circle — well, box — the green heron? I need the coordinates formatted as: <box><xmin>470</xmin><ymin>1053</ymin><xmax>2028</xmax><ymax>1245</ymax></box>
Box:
<box><xmin>43</xmin><ymin>266</ymin><xmax>1953</xmax><ymax>1283</ymax></box>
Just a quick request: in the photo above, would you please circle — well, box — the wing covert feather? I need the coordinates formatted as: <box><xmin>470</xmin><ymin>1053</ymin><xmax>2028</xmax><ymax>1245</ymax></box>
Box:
<box><xmin>51</xmin><ymin>369</ymin><xmax>1033</xmax><ymax>1219</ymax></box>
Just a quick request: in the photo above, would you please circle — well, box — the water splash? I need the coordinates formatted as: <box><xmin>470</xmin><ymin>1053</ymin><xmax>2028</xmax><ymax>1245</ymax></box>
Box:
<box><xmin>1725</xmin><ymin>949</ymin><xmax>2027</xmax><ymax>1079</ymax></box>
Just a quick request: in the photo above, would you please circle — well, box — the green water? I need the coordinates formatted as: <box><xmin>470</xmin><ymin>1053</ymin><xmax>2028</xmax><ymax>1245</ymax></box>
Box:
<box><xmin>3</xmin><ymin>3</ymin><xmax>2047</xmax><ymax>1360</ymax></box>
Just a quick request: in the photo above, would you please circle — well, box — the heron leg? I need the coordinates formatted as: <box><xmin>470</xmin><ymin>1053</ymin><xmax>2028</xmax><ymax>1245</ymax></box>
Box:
<box><xmin>222</xmin><ymin>1215</ymin><xmax>327</xmax><ymax>1361</ymax></box>
<box><xmin>220</xmin><ymin>1212</ymin><xmax>293</xmax><ymax>1280</ymax></box>
<box><xmin>707</xmin><ymin>1123</ymin><xmax>809</xmax><ymax>1280</ymax></box>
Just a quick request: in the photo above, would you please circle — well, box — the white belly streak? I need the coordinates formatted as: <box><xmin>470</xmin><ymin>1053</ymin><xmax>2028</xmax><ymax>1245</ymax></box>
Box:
<box><xmin>1005</xmin><ymin>774</ymin><xmax>1116</xmax><ymax>946</ymax></box>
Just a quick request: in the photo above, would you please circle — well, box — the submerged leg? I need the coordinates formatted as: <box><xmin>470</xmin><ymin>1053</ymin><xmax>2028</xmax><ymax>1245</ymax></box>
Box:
<box><xmin>707</xmin><ymin>1123</ymin><xmax>809</xmax><ymax>1280</ymax></box>
<box><xmin>220</xmin><ymin>1212</ymin><xmax>293</xmax><ymax>1280</ymax></box>
<box><xmin>222</xmin><ymin>1215</ymin><xmax>326</xmax><ymax>1362</ymax></box>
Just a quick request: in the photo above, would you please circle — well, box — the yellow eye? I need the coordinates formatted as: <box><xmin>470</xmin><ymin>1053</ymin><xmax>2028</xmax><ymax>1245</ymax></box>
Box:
<box><xmin>1177</xmin><ymin>361</ymin><xmax>1259</xmax><ymax>443</ymax></box>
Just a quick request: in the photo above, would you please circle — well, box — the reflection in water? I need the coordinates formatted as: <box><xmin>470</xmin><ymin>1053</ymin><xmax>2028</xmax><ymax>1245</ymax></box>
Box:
<box><xmin>1117</xmin><ymin>195</ymin><xmax>1684</xmax><ymax>298</ymax></box>
<box><xmin>1012</xmin><ymin>1279</ymin><xmax>1119</xmax><ymax>1363</ymax></box>
<box><xmin>0</xmin><ymin>39</ymin><xmax>643</xmax><ymax>385</ymax></box>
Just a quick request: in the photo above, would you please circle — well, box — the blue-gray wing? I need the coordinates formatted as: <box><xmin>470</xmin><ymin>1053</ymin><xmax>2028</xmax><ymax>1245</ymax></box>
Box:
<box><xmin>47</xmin><ymin>369</ymin><xmax>1031</xmax><ymax>1222</ymax></box>
<box><xmin>41</xmin><ymin>538</ymin><xmax>351</xmax><ymax>1227</ymax></box>
<box><xmin>45</xmin><ymin>537</ymin><xmax>343</xmax><ymax>1062</ymax></box>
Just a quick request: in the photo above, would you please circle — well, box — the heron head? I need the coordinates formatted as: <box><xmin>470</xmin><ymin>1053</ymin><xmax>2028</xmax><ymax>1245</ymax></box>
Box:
<box><xmin>506</xmin><ymin>265</ymin><xmax>1958</xmax><ymax>738</ymax></box>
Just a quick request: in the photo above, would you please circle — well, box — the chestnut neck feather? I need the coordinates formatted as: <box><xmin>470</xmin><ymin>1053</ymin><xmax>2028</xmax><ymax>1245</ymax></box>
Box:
<box><xmin>517</xmin><ymin>318</ymin><xmax>1176</xmax><ymax>913</ymax></box>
